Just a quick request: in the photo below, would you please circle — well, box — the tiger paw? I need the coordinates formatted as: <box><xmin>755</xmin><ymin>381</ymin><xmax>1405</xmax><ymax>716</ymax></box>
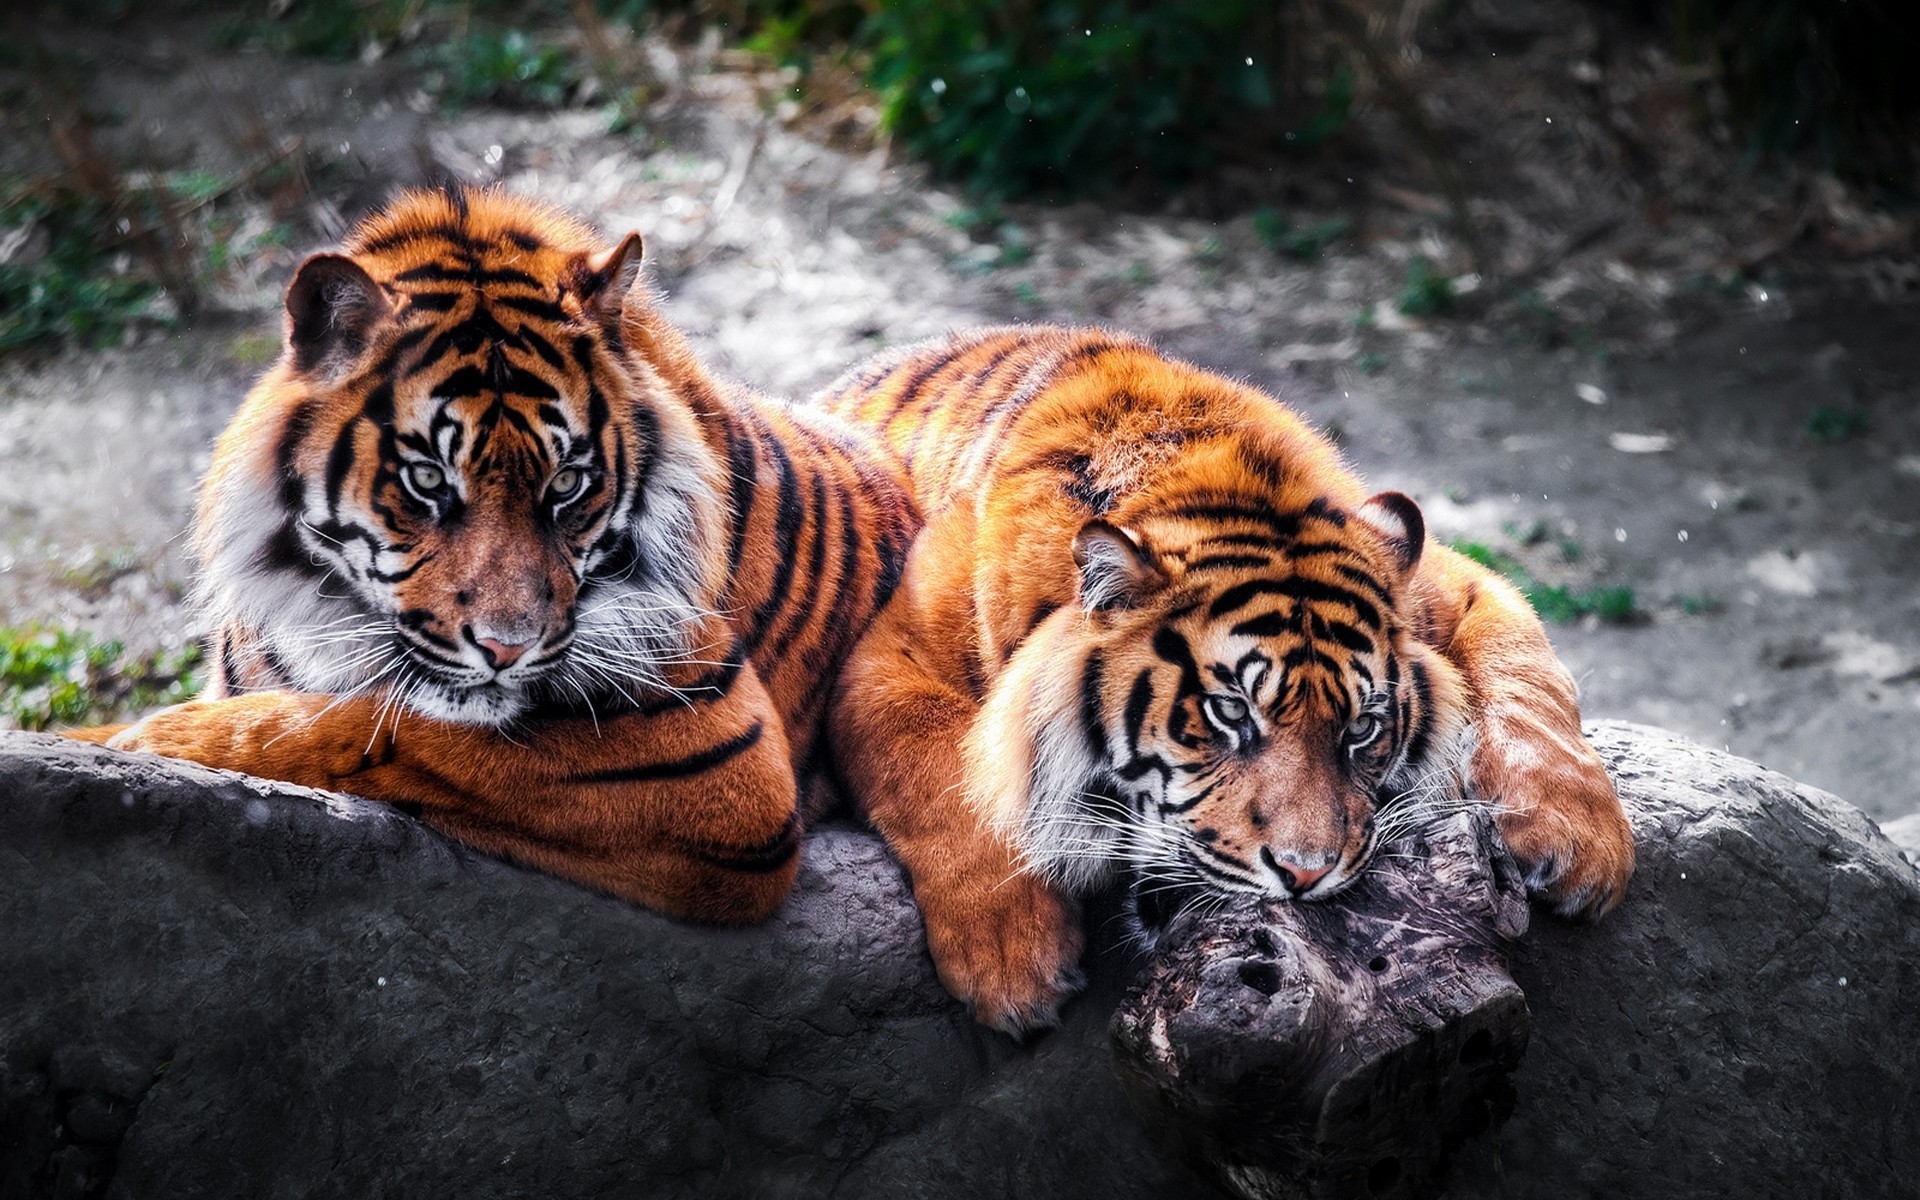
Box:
<box><xmin>918</xmin><ymin>869</ymin><xmax>1086</xmax><ymax>1037</ymax></box>
<box><xmin>104</xmin><ymin>702</ymin><xmax>213</xmax><ymax>757</ymax></box>
<box><xmin>1474</xmin><ymin>725</ymin><xmax>1635</xmax><ymax>919</ymax></box>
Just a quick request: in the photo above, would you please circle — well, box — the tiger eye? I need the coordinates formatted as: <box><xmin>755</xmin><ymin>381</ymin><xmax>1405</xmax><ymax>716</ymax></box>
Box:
<box><xmin>406</xmin><ymin>462</ymin><xmax>445</xmax><ymax>494</ymax></box>
<box><xmin>1205</xmin><ymin>694</ymin><xmax>1249</xmax><ymax>728</ymax></box>
<box><xmin>551</xmin><ymin>467</ymin><xmax>584</xmax><ymax>499</ymax></box>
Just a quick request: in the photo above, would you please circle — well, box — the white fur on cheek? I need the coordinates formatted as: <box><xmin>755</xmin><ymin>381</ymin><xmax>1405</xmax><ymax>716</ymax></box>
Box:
<box><xmin>962</xmin><ymin>616</ymin><xmax>1118</xmax><ymax>893</ymax></box>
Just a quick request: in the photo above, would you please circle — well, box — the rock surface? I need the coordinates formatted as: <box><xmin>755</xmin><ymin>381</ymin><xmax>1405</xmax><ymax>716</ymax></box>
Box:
<box><xmin>3</xmin><ymin>722</ymin><xmax>1915</xmax><ymax>1199</ymax></box>
<box><xmin>1450</xmin><ymin>722</ymin><xmax>1920</xmax><ymax>1198</ymax></box>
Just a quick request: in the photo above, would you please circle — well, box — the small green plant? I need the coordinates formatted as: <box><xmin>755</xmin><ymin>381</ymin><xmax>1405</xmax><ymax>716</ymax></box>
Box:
<box><xmin>1673</xmin><ymin>592</ymin><xmax>1722</xmax><ymax>616</ymax></box>
<box><xmin>944</xmin><ymin>203</ymin><xmax>1005</xmax><ymax>238</ymax></box>
<box><xmin>1252</xmin><ymin>209</ymin><xmax>1351</xmax><ymax>260</ymax></box>
<box><xmin>1806</xmin><ymin>406</ymin><xmax>1870</xmax><ymax>442</ymax></box>
<box><xmin>1395</xmin><ymin>255</ymin><xmax>1455</xmax><ymax>317</ymax></box>
<box><xmin>1502</xmin><ymin>519</ymin><xmax>1549</xmax><ymax>546</ymax></box>
<box><xmin>1448</xmin><ymin>540</ymin><xmax>1639</xmax><ymax>625</ymax></box>
<box><xmin>0</xmin><ymin>626</ymin><xmax>202</xmax><ymax>731</ymax></box>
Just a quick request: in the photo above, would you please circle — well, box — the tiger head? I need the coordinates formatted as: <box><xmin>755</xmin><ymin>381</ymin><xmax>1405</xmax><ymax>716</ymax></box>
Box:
<box><xmin>966</xmin><ymin>484</ymin><xmax>1468</xmax><ymax>933</ymax></box>
<box><xmin>194</xmin><ymin>188</ymin><xmax>727</xmax><ymax>726</ymax></box>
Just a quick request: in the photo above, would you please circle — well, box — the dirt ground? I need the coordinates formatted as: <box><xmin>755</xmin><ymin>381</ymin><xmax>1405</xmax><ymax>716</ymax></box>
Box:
<box><xmin>3</xmin><ymin>9</ymin><xmax>1915</xmax><ymax>821</ymax></box>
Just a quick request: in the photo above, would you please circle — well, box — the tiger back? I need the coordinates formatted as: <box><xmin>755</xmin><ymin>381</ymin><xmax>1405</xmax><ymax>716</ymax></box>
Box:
<box><xmin>88</xmin><ymin>187</ymin><xmax>917</xmax><ymax>922</ymax></box>
<box><xmin>815</xmin><ymin>325</ymin><xmax>1634</xmax><ymax>1033</ymax></box>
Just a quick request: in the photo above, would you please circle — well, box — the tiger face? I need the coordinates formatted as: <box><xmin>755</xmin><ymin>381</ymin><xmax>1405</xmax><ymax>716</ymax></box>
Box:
<box><xmin>195</xmin><ymin>190</ymin><xmax>725</xmax><ymax>727</ymax></box>
<box><xmin>966</xmin><ymin>491</ymin><xmax>1467</xmax><ymax>931</ymax></box>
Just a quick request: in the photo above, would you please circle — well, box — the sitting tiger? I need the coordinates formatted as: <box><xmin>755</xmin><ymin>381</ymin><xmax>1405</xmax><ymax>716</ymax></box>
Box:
<box><xmin>76</xmin><ymin>186</ymin><xmax>916</xmax><ymax>923</ymax></box>
<box><xmin>817</xmin><ymin>326</ymin><xmax>1636</xmax><ymax>1033</ymax></box>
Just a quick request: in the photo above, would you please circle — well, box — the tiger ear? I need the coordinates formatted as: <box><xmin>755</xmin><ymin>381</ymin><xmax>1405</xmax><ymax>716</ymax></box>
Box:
<box><xmin>1073</xmin><ymin>520</ymin><xmax>1165</xmax><ymax>612</ymax></box>
<box><xmin>571</xmin><ymin>231</ymin><xmax>644</xmax><ymax>326</ymax></box>
<box><xmin>285</xmin><ymin>254</ymin><xmax>390</xmax><ymax>376</ymax></box>
<box><xmin>1358</xmin><ymin>491</ymin><xmax>1426</xmax><ymax>575</ymax></box>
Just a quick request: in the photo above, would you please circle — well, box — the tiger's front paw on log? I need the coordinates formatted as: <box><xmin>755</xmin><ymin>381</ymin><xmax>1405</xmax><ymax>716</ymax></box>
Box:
<box><xmin>919</xmin><ymin>869</ymin><xmax>1086</xmax><ymax>1037</ymax></box>
<box><xmin>1475</xmin><ymin>727</ymin><xmax>1635</xmax><ymax>920</ymax></box>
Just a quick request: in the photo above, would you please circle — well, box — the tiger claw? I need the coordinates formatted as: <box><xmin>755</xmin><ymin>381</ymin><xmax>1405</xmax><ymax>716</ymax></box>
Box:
<box><xmin>977</xmin><ymin>965</ymin><xmax>1087</xmax><ymax>1039</ymax></box>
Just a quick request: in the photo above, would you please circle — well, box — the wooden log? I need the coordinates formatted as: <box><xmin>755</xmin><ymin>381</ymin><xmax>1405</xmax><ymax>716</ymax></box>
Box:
<box><xmin>1109</xmin><ymin>809</ymin><xmax>1532</xmax><ymax>1200</ymax></box>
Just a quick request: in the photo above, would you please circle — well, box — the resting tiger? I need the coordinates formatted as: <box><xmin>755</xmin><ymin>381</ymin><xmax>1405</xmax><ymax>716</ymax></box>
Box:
<box><xmin>817</xmin><ymin>326</ymin><xmax>1635</xmax><ymax>1033</ymax></box>
<box><xmin>77</xmin><ymin>187</ymin><xmax>915</xmax><ymax>923</ymax></box>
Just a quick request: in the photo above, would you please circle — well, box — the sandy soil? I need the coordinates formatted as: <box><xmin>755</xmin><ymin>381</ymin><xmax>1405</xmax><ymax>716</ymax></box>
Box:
<box><xmin>3</xmin><ymin>11</ymin><xmax>1914</xmax><ymax>820</ymax></box>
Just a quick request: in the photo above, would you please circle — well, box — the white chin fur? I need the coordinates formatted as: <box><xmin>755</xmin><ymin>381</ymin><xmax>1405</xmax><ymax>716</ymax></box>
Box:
<box><xmin>404</xmin><ymin>680</ymin><xmax>529</xmax><ymax>726</ymax></box>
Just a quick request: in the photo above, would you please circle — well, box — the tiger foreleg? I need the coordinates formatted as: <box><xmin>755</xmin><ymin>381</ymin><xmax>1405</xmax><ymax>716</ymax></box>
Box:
<box><xmin>103</xmin><ymin>671</ymin><xmax>801</xmax><ymax>924</ymax></box>
<box><xmin>1417</xmin><ymin>544</ymin><xmax>1635</xmax><ymax>918</ymax></box>
<box><xmin>830</xmin><ymin>591</ymin><xmax>1085</xmax><ymax>1036</ymax></box>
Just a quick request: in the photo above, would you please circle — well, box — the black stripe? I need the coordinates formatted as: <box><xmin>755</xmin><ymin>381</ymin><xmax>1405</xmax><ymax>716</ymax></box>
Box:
<box><xmin>1124</xmin><ymin>667</ymin><xmax>1155</xmax><ymax>761</ymax></box>
<box><xmin>1080</xmin><ymin>650</ymin><xmax>1108</xmax><ymax>760</ymax></box>
<box><xmin>1303</xmin><ymin>497</ymin><xmax>1349</xmax><ymax>528</ymax></box>
<box><xmin>1230</xmin><ymin>612</ymin><xmax>1292</xmax><ymax>639</ymax></box>
<box><xmin>765</xmin><ymin>468</ymin><xmax>833</xmax><ymax>665</ymax></box>
<box><xmin>218</xmin><ymin>631</ymin><xmax>243</xmax><ymax>696</ymax></box>
<box><xmin>1165</xmin><ymin>503</ymin><xmax>1300</xmax><ymax>541</ymax></box>
<box><xmin>356</xmin><ymin>222</ymin><xmax>478</xmax><ymax>256</ymax></box>
<box><xmin>1211</xmin><ymin>577</ymin><xmax>1381</xmax><ymax>629</ymax></box>
<box><xmin>1189</xmin><ymin>553</ymin><xmax>1271</xmax><ymax>572</ymax></box>
<box><xmin>1402</xmin><ymin>656</ymin><xmax>1433</xmax><ymax>767</ymax></box>
<box><xmin>803</xmin><ymin>485</ymin><xmax>866</xmax><ymax>677</ymax></box>
<box><xmin>720</xmin><ymin>414</ymin><xmax>759</xmax><ymax>575</ymax></box>
<box><xmin>492</xmin><ymin>294</ymin><xmax>567</xmax><ymax>323</ymax></box>
<box><xmin>1200</xmin><ymin>531</ymin><xmax>1294</xmax><ymax>552</ymax></box>
<box><xmin>404</xmin><ymin>291</ymin><xmax>462</xmax><ymax>313</ymax></box>
<box><xmin>1320</xmin><ymin>618</ymin><xmax>1373</xmax><ymax>653</ymax></box>
<box><xmin>737</xmin><ymin>420</ymin><xmax>804</xmax><ymax>657</ymax></box>
<box><xmin>687</xmin><ymin>811</ymin><xmax>801</xmax><ymax>874</ymax></box>
<box><xmin>568</xmin><ymin>721</ymin><xmax>765</xmax><ymax>784</ymax></box>
<box><xmin>880</xmin><ymin>350</ymin><xmax>964</xmax><ymax>429</ymax></box>
<box><xmin>394</xmin><ymin>262</ymin><xmax>542</xmax><ymax>289</ymax></box>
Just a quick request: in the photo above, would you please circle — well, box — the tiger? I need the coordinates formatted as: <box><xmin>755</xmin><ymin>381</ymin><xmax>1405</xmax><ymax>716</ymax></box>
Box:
<box><xmin>815</xmin><ymin>325</ymin><xmax>1636</xmax><ymax>1034</ymax></box>
<box><xmin>74</xmin><ymin>186</ymin><xmax>917</xmax><ymax>924</ymax></box>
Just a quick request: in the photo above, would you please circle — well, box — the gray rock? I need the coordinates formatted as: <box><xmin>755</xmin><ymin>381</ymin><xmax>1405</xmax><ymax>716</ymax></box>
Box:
<box><xmin>1449</xmin><ymin>721</ymin><xmax>1920</xmax><ymax>1198</ymax></box>
<box><xmin>0</xmin><ymin>733</ymin><xmax>1207</xmax><ymax>1200</ymax></box>
<box><xmin>2</xmin><ymin>722</ymin><xmax>1914</xmax><ymax>1199</ymax></box>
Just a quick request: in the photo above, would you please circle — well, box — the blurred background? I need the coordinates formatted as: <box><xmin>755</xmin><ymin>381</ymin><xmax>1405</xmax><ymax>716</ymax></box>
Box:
<box><xmin>0</xmin><ymin>0</ymin><xmax>1915</xmax><ymax>820</ymax></box>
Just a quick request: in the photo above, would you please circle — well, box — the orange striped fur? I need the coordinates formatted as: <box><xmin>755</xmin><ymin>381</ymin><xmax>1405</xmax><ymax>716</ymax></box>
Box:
<box><xmin>82</xmin><ymin>188</ymin><xmax>916</xmax><ymax>923</ymax></box>
<box><xmin>816</xmin><ymin>326</ymin><xmax>1634</xmax><ymax>1033</ymax></box>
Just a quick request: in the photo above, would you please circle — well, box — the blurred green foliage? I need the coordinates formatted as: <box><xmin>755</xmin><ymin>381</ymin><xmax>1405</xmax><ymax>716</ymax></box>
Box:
<box><xmin>0</xmin><ymin>185</ymin><xmax>159</xmax><ymax>354</ymax></box>
<box><xmin>0</xmin><ymin>626</ymin><xmax>202</xmax><ymax>731</ymax></box>
<box><xmin>436</xmin><ymin>29</ymin><xmax>578</xmax><ymax>107</ymax></box>
<box><xmin>866</xmin><ymin>0</ymin><xmax>1294</xmax><ymax>197</ymax></box>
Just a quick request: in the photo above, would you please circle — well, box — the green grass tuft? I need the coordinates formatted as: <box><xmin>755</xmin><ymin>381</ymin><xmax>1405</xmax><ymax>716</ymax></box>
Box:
<box><xmin>1395</xmin><ymin>255</ymin><xmax>1455</xmax><ymax>318</ymax></box>
<box><xmin>1806</xmin><ymin>406</ymin><xmax>1870</xmax><ymax>442</ymax></box>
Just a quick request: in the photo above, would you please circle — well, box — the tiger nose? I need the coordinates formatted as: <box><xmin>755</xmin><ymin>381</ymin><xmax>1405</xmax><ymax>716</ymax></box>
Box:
<box><xmin>1261</xmin><ymin>848</ymin><xmax>1332</xmax><ymax>895</ymax></box>
<box><xmin>473</xmin><ymin>635</ymin><xmax>533</xmax><ymax>670</ymax></box>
